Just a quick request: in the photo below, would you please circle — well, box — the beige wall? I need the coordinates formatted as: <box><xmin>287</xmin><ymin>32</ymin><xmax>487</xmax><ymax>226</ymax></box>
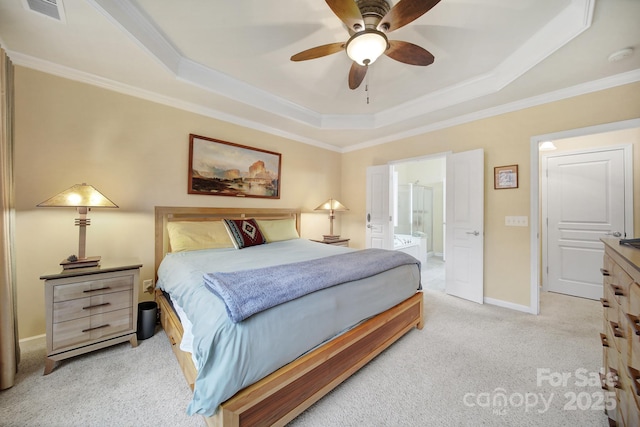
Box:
<box><xmin>13</xmin><ymin>67</ymin><xmax>342</xmax><ymax>338</ymax></box>
<box><xmin>12</xmin><ymin>66</ymin><xmax>640</xmax><ymax>338</ymax></box>
<box><xmin>340</xmin><ymin>82</ymin><xmax>640</xmax><ymax>308</ymax></box>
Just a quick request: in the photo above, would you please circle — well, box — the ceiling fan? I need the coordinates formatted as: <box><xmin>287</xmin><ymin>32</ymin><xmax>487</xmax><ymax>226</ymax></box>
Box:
<box><xmin>291</xmin><ymin>0</ymin><xmax>440</xmax><ymax>90</ymax></box>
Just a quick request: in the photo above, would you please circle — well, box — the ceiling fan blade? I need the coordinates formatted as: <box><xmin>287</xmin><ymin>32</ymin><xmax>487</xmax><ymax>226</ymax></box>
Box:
<box><xmin>348</xmin><ymin>62</ymin><xmax>367</xmax><ymax>90</ymax></box>
<box><xmin>385</xmin><ymin>40</ymin><xmax>434</xmax><ymax>66</ymax></box>
<box><xmin>290</xmin><ymin>42</ymin><xmax>346</xmax><ymax>61</ymax></box>
<box><xmin>378</xmin><ymin>0</ymin><xmax>441</xmax><ymax>33</ymax></box>
<box><xmin>325</xmin><ymin>0</ymin><xmax>364</xmax><ymax>32</ymax></box>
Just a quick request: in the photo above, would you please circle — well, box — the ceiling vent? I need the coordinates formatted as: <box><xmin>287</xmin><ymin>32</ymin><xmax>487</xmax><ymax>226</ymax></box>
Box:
<box><xmin>23</xmin><ymin>0</ymin><xmax>66</xmax><ymax>22</ymax></box>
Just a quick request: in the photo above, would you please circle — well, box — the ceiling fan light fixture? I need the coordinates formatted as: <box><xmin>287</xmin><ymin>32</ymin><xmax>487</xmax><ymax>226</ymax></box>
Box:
<box><xmin>346</xmin><ymin>30</ymin><xmax>388</xmax><ymax>66</ymax></box>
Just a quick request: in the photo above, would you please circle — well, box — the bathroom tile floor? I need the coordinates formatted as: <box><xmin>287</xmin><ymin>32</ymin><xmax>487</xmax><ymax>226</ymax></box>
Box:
<box><xmin>422</xmin><ymin>255</ymin><xmax>445</xmax><ymax>291</ymax></box>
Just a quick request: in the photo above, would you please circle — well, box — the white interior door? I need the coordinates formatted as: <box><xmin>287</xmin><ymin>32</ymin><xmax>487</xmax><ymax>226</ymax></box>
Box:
<box><xmin>445</xmin><ymin>149</ymin><xmax>484</xmax><ymax>304</ymax></box>
<box><xmin>366</xmin><ymin>165</ymin><xmax>393</xmax><ymax>249</ymax></box>
<box><xmin>544</xmin><ymin>148</ymin><xmax>627</xmax><ymax>300</ymax></box>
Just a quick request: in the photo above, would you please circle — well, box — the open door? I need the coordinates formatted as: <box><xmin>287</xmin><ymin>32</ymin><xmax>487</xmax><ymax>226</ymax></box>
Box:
<box><xmin>365</xmin><ymin>165</ymin><xmax>393</xmax><ymax>249</ymax></box>
<box><xmin>445</xmin><ymin>149</ymin><xmax>484</xmax><ymax>303</ymax></box>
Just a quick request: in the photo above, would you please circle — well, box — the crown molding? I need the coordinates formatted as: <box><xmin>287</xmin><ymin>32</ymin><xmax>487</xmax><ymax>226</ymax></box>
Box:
<box><xmin>10</xmin><ymin>48</ymin><xmax>638</xmax><ymax>154</ymax></box>
<box><xmin>86</xmin><ymin>0</ymin><xmax>595</xmax><ymax>132</ymax></box>
<box><xmin>342</xmin><ymin>68</ymin><xmax>640</xmax><ymax>153</ymax></box>
<box><xmin>374</xmin><ymin>0</ymin><xmax>595</xmax><ymax>128</ymax></box>
<box><xmin>89</xmin><ymin>0</ymin><xmax>182</xmax><ymax>74</ymax></box>
<box><xmin>8</xmin><ymin>50</ymin><xmax>341</xmax><ymax>152</ymax></box>
<box><xmin>10</xmin><ymin>0</ymin><xmax>637</xmax><ymax>154</ymax></box>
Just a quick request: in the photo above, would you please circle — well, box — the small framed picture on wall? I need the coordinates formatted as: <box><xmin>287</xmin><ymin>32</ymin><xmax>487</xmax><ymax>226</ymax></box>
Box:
<box><xmin>494</xmin><ymin>165</ymin><xmax>518</xmax><ymax>189</ymax></box>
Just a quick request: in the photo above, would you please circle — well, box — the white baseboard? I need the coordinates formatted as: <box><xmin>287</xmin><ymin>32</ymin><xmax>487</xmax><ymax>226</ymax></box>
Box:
<box><xmin>484</xmin><ymin>297</ymin><xmax>534</xmax><ymax>314</ymax></box>
<box><xmin>19</xmin><ymin>334</ymin><xmax>45</xmax><ymax>344</ymax></box>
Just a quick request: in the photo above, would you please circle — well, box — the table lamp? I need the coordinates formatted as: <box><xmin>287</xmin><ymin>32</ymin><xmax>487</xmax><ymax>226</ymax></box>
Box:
<box><xmin>37</xmin><ymin>183</ymin><xmax>118</xmax><ymax>269</ymax></box>
<box><xmin>314</xmin><ymin>198</ymin><xmax>348</xmax><ymax>241</ymax></box>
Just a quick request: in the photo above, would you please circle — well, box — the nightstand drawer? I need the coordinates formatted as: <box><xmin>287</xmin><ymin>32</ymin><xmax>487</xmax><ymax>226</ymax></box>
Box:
<box><xmin>53</xmin><ymin>290</ymin><xmax>133</xmax><ymax>323</ymax></box>
<box><xmin>52</xmin><ymin>307</ymin><xmax>133</xmax><ymax>352</ymax></box>
<box><xmin>53</xmin><ymin>275</ymin><xmax>133</xmax><ymax>302</ymax></box>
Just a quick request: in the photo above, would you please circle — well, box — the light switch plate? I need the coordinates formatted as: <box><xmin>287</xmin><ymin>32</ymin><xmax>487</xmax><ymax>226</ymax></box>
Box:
<box><xmin>505</xmin><ymin>216</ymin><xmax>528</xmax><ymax>227</ymax></box>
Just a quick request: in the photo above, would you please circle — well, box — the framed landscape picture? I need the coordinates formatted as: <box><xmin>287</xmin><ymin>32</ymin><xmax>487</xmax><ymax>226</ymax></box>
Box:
<box><xmin>188</xmin><ymin>134</ymin><xmax>281</xmax><ymax>199</ymax></box>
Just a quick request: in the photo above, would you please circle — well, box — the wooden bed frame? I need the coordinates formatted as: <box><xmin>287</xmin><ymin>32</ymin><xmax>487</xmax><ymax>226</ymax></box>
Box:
<box><xmin>154</xmin><ymin>206</ymin><xmax>424</xmax><ymax>427</ymax></box>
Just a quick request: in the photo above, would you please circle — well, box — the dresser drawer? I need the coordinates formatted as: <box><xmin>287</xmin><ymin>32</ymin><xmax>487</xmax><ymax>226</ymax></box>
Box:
<box><xmin>53</xmin><ymin>290</ymin><xmax>133</xmax><ymax>323</ymax></box>
<box><xmin>602</xmin><ymin>240</ymin><xmax>640</xmax><ymax>427</ymax></box>
<box><xmin>618</xmin><ymin>367</ymin><xmax>640</xmax><ymax>427</ymax></box>
<box><xmin>604</xmin><ymin>285</ymin><xmax>620</xmax><ymax>325</ymax></box>
<box><xmin>52</xmin><ymin>307</ymin><xmax>133</xmax><ymax>352</ymax></box>
<box><xmin>611</xmin><ymin>262</ymin><xmax>634</xmax><ymax>313</ymax></box>
<box><xmin>607</xmin><ymin>281</ymin><xmax>629</xmax><ymax>314</ymax></box>
<box><xmin>609</xmin><ymin>316</ymin><xmax>629</xmax><ymax>358</ymax></box>
<box><xmin>53</xmin><ymin>274</ymin><xmax>133</xmax><ymax>302</ymax></box>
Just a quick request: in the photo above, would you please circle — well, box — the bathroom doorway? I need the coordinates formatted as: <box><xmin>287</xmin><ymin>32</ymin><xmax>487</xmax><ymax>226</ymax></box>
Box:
<box><xmin>391</xmin><ymin>155</ymin><xmax>446</xmax><ymax>291</ymax></box>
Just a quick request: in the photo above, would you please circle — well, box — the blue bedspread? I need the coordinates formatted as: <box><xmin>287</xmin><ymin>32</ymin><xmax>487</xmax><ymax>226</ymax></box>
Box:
<box><xmin>157</xmin><ymin>239</ymin><xmax>421</xmax><ymax>416</ymax></box>
<box><xmin>203</xmin><ymin>248</ymin><xmax>421</xmax><ymax>323</ymax></box>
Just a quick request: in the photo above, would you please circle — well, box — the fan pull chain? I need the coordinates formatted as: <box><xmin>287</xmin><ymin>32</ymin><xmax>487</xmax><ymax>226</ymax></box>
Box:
<box><xmin>365</xmin><ymin>66</ymin><xmax>370</xmax><ymax>104</ymax></box>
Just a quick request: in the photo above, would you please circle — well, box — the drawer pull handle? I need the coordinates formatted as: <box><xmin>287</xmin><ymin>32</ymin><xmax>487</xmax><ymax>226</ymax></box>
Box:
<box><xmin>600</xmin><ymin>298</ymin><xmax>610</xmax><ymax>308</ymax></box>
<box><xmin>82</xmin><ymin>324</ymin><xmax>110</xmax><ymax>333</ymax></box>
<box><xmin>610</xmin><ymin>321</ymin><xmax>624</xmax><ymax>338</ymax></box>
<box><xmin>600</xmin><ymin>268</ymin><xmax>610</xmax><ymax>276</ymax></box>
<box><xmin>610</xmin><ymin>284</ymin><xmax>624</xmax><ymax>297</ymax></box>
<box><xmin>83</xmin><ymin>287</ymin><xmax>111</xmax><ymax>293</ymax></box>
<box><xmin>599</xmin><ymin>372</ymin><xmax>609</xmax><ymax>390</ymax></box>
<box><xmin>600</xmin><ymin>333</ymin><xmax>609</xmax><ymax>347</ymax></box>
<box><xmin>626</xmin><ymin>313</ymin><xmax>640</xmax><ymax>336</ymax></box>
<box><xmin>627</xmin><ymin>366</ymin><xmax>640</xmax><ymax>397</ymax></box>
<box><xmin>609</xmin><ymin>367</ymin><xmax>622</xmax><ymax>389</ymax></box>
<box><xmin>82</xmin><ymin>302</ymin><xmax>111</xmax><ymax>310</ymax></box>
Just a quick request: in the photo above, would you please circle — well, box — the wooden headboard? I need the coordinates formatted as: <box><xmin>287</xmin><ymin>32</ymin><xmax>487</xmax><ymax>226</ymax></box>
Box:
<box><xmin>154</xmin><ymin>206</ymin><xmax>301</xmax><ymax>277</ymax></box>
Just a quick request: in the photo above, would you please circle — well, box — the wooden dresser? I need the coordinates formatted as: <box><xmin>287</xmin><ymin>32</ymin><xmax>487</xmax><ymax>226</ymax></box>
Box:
<box><xmin>40</xmin><ymin>260</ymin><xmax>142</xmax><ymax>375</ymax></box>
<box><xmin>601</xmin><ymin>238</ymin><xmax>640</xmax><ymax>426</ymax></box>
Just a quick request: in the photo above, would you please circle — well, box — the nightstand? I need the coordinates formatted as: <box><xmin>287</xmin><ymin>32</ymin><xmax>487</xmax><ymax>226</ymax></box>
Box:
<box><xmin>40</xmin><ymin>259</ymin><xmax>142</xmax><ymax>375</ymax></box>
<box><xmin>311</xmin><ymin>238</ymin><xmax>350</xmax><ymax>247</ymax></box>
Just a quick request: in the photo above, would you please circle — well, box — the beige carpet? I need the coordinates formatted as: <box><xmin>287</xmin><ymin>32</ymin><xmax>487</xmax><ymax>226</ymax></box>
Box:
<box><xmin>0</xmin><ymin>290</ymin><xmax>608</xmax><ymax>426</ymax></box>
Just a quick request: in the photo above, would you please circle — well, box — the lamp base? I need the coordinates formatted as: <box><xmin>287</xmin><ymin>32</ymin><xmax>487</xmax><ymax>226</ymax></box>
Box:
<box><xmin>60</xmin><ymin>256</ymin><xmax>101</xmax><ymax>270</ymax></box>
<box><xmin>322</xmin><ymin>235</ymin><xmax>341</xmax><ymax>241</ymax></box>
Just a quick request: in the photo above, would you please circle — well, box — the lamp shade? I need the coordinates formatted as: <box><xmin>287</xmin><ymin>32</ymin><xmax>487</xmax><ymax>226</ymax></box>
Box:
<box><xmin>346</xmin><ymin>30</ymin><xmax>388</xmax><ymax>66</ymax></box>
<box><xmin>37</xmin><ymin>183</ymin><xmax>117</xmax><ymax>267</ymax></box>
<box><xmin>314</xmin><ymin>198</ymin><xmax>348</xmax><ymax>240</ymax></box>
<box><xmin>314</xmin><ymin>198</ymin><xmax>348</xmax><ymax>212</ymax></box>
<box><xmin>37</xmin><ymin>183</ymin><xmax>118</xmax><ymax>208</ymax></box>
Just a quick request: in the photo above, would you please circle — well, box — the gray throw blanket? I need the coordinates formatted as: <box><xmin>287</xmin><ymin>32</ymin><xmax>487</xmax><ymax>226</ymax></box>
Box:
<box><xmin>203</xmin><ymin>248</ymin><xmax>421</xmax><ymax>323</ymax></box>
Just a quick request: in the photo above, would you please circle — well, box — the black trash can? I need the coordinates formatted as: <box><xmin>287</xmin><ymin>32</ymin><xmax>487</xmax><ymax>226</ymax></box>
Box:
<box><xmin>137</xmin><ymin>301</ymin><xmax>157</xmax><ymax>341</ymax></box>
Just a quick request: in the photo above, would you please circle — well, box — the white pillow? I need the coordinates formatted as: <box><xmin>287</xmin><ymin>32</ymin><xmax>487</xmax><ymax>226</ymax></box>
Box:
<box><xmin>167</xmin><ymin>221</ymin><xmax>234</xmax><ymax>252</ymax></box>
<box><xmin>256</xmin><ymin>218</ymin><xmax>300</xmax><ymax>243</ymax></box>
